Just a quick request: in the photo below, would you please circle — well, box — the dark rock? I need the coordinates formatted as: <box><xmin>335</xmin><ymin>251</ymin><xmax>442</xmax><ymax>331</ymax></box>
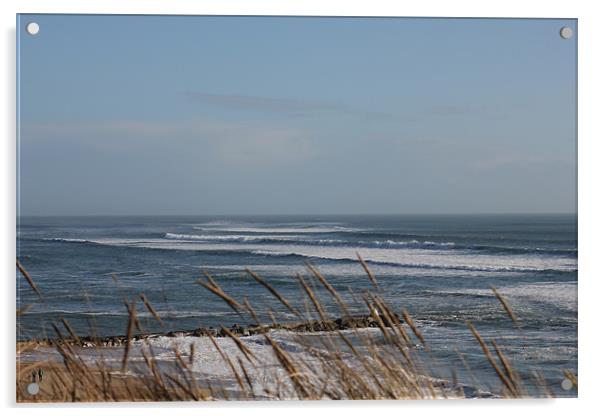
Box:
<box><xmin>29</xmin><ymin>312</ymin><xmax>405</xmax><ymax>348</ymax></box>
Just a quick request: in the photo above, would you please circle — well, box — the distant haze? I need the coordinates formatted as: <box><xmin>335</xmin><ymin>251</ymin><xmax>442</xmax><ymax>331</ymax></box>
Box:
<box><xmin>18</xmin><ymin>16</ymin><xmax>576</xmax><ymax>216</ymax></box>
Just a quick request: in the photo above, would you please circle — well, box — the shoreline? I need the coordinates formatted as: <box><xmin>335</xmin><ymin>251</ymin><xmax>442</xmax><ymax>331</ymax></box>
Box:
<box><xmin>18</xmin><ymin>313</ymin><xmax>398</xmax><ymax>348</ymax></box>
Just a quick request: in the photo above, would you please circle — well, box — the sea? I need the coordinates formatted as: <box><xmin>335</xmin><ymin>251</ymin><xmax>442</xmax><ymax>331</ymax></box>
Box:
<box><xmin>16</xmin><ymin>214</ymin><xmax>577</xmax><ymax>397</ymax></box>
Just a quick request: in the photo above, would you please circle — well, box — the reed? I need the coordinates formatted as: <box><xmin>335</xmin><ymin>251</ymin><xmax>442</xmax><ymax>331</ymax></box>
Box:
<box><xmin>16</xmin><ymin>258</ymin><xmax>575</xmax><ymax>402</ymax></box>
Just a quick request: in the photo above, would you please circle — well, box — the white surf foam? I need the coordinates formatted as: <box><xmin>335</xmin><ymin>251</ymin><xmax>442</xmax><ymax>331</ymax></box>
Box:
<box><xmin>53</xmin><ymin>237</ymin><xmax>577</xmax><ymax>273</ymax></box>
<box><xmin>164</xmin><ymin>233</ymin><xmax>300</xmax><ymax>242</ymax></box>
<box><xmin>458</xmin><ymin>282</ymin><xmax>577</xmax><ymax>312</ymax></box>
<box><xmin>192</xmin><ymin>225</ymin><xmax>357</xmax><ymax>234</ymax></box>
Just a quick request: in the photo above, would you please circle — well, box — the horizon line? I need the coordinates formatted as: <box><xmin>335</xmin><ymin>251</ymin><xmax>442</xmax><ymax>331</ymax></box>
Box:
<box><xmin>16</xmin><ymin>212</ymin><xmax>578</xmax><ymax>218</ymax></box>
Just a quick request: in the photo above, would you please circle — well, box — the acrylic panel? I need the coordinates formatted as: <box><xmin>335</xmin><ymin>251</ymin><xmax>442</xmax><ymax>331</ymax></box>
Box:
<box><xmin>16</xmin><ymin>14</ymin><xmax>577</xmax><ymax>402</ymax></box>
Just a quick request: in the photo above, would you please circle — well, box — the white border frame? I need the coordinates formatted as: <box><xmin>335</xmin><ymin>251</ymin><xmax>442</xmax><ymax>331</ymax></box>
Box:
<box><xmin>3</xmin><ymin>1</ymin><xmax>600</xmax><ymax>415</ymax></box>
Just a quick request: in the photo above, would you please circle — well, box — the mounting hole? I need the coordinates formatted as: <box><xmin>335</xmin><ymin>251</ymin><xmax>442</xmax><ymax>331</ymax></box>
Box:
<box><xmin>26</xmin><ymin>22</ymin><xmax>40</xmax><ymax>36</ymax></box>
<box><xmin>26</xmin><ymin>382</ymin><xmax>40</xmax><ymax>395</ymax></box>
<box><xmin>560</xmin><ymin>26</ymin><xmax>573</xmax><ymax>39</ymax></box>
<box><xmin>561</xmin><ymin>378</ymin><xmax>573</xmax><ymax>391</ymax></box>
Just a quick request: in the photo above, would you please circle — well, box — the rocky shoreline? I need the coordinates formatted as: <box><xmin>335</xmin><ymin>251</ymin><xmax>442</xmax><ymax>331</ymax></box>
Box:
<box><xmin>20</xmin><ymin>314</ymin><xmax>402</xmax><ymax>348</ymax></box>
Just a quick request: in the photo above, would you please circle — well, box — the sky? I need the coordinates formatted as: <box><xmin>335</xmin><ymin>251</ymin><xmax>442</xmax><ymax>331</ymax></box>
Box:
<box><xmin>17</xmin><ymin>15</ymin><xmax>577</xmax><ymax>216</ymax></box>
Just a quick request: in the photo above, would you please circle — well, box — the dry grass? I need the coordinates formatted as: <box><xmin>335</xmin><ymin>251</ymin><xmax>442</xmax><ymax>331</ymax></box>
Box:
<box><xmin>16</xmin><ymin>256</ymin><xmax>576</xmax><ymax>402</ymax></box>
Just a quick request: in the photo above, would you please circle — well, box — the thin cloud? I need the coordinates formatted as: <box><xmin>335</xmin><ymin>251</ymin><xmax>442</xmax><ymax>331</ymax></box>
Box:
<box><xmin>20</xmin><ymin>119</ymin><xmax>316</xmax><ymax>166</ymax></box>
<box><xmin>182</xmin><ymin>91</ymin><xmax>393</xmax><ymax>119</ymax></box>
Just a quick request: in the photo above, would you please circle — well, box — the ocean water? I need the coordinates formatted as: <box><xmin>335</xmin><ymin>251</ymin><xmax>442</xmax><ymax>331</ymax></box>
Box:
<box><xmin>16</xmin><ymin>214</ymin><xmax>577</xmax><ymax>397</ymax></box>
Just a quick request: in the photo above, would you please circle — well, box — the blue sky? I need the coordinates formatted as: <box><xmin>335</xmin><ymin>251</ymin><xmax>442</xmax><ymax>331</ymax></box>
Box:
<box><xmin>18</xmin><ymin>15</ymin><xmax>576</xmax><ymax>215</ymax></box>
